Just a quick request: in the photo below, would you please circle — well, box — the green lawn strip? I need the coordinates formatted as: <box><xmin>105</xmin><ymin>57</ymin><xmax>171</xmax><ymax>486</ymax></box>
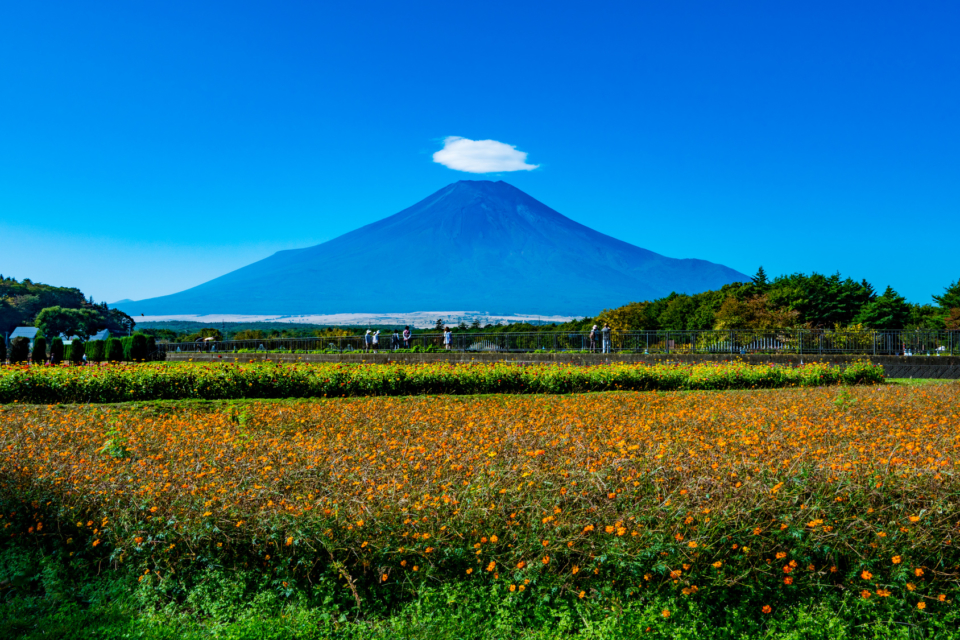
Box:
<box><xmin>2</xmin><ymin>544</ymin><xmax>958</xmax><ymax>640</ymax></box>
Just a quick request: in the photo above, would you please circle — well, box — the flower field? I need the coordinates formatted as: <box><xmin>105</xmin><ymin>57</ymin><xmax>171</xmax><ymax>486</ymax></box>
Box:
<box><xmin>1</xmin><ymin>383</ymin><xmax>957</xmax><ymax>620</ymax></box>
<box><xmin>0</xmin><ymin>360</ymin><xmax>883</xmax><ymax>404</ymax></box>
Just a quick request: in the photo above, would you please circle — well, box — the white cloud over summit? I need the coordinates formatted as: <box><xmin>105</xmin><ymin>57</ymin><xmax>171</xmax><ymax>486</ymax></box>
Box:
<box><xmin>432</xmin><ymin>136</ymin><xmax>539</xmax><ymax>173</ymax></box>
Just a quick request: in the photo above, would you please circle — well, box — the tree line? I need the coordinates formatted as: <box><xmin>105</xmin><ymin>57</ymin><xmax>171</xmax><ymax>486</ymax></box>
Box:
<box><xmin>0</xmin><ymin>276</ymin><xmax>135</xmax><ymax>339</ymax></box>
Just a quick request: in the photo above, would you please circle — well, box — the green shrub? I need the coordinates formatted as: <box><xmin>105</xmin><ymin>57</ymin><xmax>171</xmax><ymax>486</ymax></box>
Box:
<box><xmin>32</xmin><ymin>335</ymin><xmax>47</xmax><ymax>365</ymax></box>
<box><xmin>69</xmin><ymin>339</ymin><xmax>86</xmax><ymax>365</ymax></box>
<box><xmin>86</xmin><ymin>340</ymin><xmax>106</xmax><ymax>363</ymax></box>
<box><xmin>8</xmin><ymin>337</ymin><xmax>30</xmax><ymax>364</ymax></box>
<box><xmin>106</xmin><ymin>338</ymin><xmax>124</xmax><ymax>362</ymax></box>
<box><xmin>50</xmin><ymin>337</ymin><xmax>64</xmax><ymax>365</ymax></box>
<box><xmin>130</xmin><ymin>333</ymin><xmax>149</xmax><ymax>361</ymax></box>
<box><xmin>0</xmin><ymin>361</ymin><xmax>885</xmax><ymax>404</ymax></box>
<box><xmin>0</xmin><ymin>338</ymin><xmax>6</xmax><ymax>365</ymax></box>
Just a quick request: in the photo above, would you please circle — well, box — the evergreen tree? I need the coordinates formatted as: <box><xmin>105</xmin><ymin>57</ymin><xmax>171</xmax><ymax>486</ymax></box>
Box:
<box><xmin>932</xmin><ymin>278</ymin><xmax>960</xmax><ymax>310</ymax></box>
<box><xmin>434</xmin><ymin>318</ymin><xmax>444</xmax><ymax>331</ymax></box>
<box><xmin>106</xmin><ymin>338</ymin><xmax>124</xmax><ymax>361</ymax></box>
<box><xmin>750</xmin><ymin>266</ymin><xmax>769</xmax><ymax>290</ymax></box>
<box><xmin>32</xmin><ymin>335</ymin><xmax>47</xmax><ymax>364</ymax></box>
<box><xmin>130</xmin><ymin>333</ymin><xmax>149</xmax><ymax>361</ymax></box>
<box><xmin>9</xmin><ymin>337</ymin><xmax>30</xmax><ymax>364</ymax></box>
<box><xmin>69</xmin><ymin>339</ymin><xmax>86</xmax><ymax>365</ymax></box>
<box><xmin>854</xmin><ymin>286</ymin><xmax>911</xmax><ymax>330</ymax></box>
<box><xmin>50</xmin><ymin>337</ymin><xmax>64</xmax><ymax>364</ymax></box>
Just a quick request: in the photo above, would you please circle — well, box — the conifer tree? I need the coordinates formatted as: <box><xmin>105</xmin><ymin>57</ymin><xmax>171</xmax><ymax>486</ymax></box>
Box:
<box><xmin>32</xmin><ymin>335</ymin><xmax>47</xmax><ymax>364</ymax></box>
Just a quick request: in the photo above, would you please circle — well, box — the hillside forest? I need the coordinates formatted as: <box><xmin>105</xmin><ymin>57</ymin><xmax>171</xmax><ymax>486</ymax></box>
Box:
<box><xmin>0</xmin><ymin>276</ymin><xmax>135</xmax><ymax>339</ymax></box>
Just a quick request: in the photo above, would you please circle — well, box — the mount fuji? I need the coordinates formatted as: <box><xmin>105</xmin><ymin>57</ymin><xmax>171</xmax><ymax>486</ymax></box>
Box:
<box><xmin>123</xmin><ymin>181</ymin><xmax>747</xmax><ymax>316</ymax></box>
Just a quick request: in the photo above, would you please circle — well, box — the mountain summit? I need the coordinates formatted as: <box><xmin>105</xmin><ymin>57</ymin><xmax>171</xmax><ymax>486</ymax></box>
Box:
<box><xmin>126</xmin><ymin>181</ymin><xmax>746</xmax><ymax>316</ymax></box>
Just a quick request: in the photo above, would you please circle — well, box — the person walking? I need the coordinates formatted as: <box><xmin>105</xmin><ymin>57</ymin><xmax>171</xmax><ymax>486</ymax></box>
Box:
<box><xmin>443</xmin><ymin>326</ymin><xmax>452</xmax><ymax>350</ymax></box>
<box><xmin>601</xmin><ymin>323</ymin><xmax>612</xmax><ymax>354</ymax></box>
<box><xmin>402</xmin><ymin>326</ymin><xmax>411</xmax><ymax>348</ymax></box>
<box><xmin>364</xmin><ymin>330</ymin><xmax>373</xmax><ymax>353</ymax></box>
<box><xmin>588</xmin><ymin>325</ymin><xmax>597</xmax><ymax>353</ymax></box>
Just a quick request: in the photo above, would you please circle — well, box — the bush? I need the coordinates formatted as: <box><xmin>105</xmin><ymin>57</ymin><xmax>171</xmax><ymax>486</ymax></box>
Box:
<box><xmin>0</xmin><ymin>361</ymin><xmax>885</xmax><ymax>404</ymax></box>
<box><xmin>130</xmin><ymin>333</ymin><xmax>149</xmax><ymax>361</ymax></box>
<box><xmin>32</xmin><ymin>335</ymin><xmax>47</xmax><ymax>365</ymax></box>
<box><xmin>50</xmin><ymin>337</ymin><xmax>64</xmax><ymax>365</ymax></box>
<box><xmin>0</xmin><ymin>338</ymin><xmax>5</xmax><ymax>365</ymax></box>
<box><xmin>8</xmin><ymin>337</ymin><xmax>30</xmax><ymax>364</ymax></box>
<box><xmin>87</xmin><ymin>340</ymin><xmax>106</xmax><ymax>363</ymax></box>
<box><xmin>105</xmin><ymin>338</ymin><xmax>124</xmax><ymax>362</ymax></box>
<box><xmin>69</xmin><ymin>339</ymin><xmax>85</xmax><ymax>365</ymax></box>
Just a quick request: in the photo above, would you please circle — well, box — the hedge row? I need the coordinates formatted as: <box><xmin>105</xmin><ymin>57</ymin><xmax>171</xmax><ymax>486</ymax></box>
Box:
<box><xmin>0</xmin><ymin>360</ymin><xmax>884</xmax><ymax>404</ymax></box>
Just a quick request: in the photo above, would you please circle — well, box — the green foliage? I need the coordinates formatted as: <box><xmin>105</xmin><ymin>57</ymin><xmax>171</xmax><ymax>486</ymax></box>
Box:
<box><xmin>0</xmin><ymin>278</ymin><xmax>87</xmax><ymax>335</ymax></box>
<box><xmin>86</xmin><ymin>340</ymin><xmax>106</xmax><ymax>363</ymax></box>
<box><xmin>69</xmin><ymin>339</ymin><xmax>86</xmax><ymax>365</ymax></box>
<box><xmin>31</xmin><ymin>335</ymin><xmax>47</xmax><ymax>365</ymax></box>
<box><xmin>130</xmin><ymin>333</ymin><xmax>149</xmax><ymax>361</ymax></box>
<box><xmin>0</xmin><ymin>337</ymin><xmax>6</xmax><ymax>365</ymax></box>
<box><xmin>34</xmin><ymin>306</ymin><xmax>101</xmax><ymax>341</ymax></box>
<box><xmin>181</xmin><ymin>328</ymin><xmax>224</xmax><ymax>343</ymax></box>
<box><xmin>932</xmin><ymin>278</ymin><xmax>960</xmax><ymax>310</ymax></box>
<box><xmin>50</xmin><ymin>337</ymin><xmax>64</xmax><ymax>365</ymax></box>
<box><xmin>105</xmin><ymin>338</ymin><xmax>125</xmax><ymax>362</ymax></box>
<box><xmin>2</xmin><ymin>544</ymin><xmax>958</xmax><ymax>640</ymax></box>
<box><xmin>854</xmin><ymin>286</ymin><xmax>911</xmax><ymax>330</ymax></box>
<box><xmin>597</xmin><ymin>272</ymin><xmax>934</xmax><ymax>332</ymax></box>
<box><xmin>8</xmin><ymin>337</ymin><xmax>30</xmax><ymax>364</ymax></box>
<box><xmin>0</xmin><ymin>361</ymin><xmax>883</xmax><ymax>404</ymax></box>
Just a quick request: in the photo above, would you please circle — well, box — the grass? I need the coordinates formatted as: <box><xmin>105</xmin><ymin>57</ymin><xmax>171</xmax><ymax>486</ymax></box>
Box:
<box><xmin>886</xmin><ymin>378</ymin><xmax>959</xmax><ymax>386</ymax></box>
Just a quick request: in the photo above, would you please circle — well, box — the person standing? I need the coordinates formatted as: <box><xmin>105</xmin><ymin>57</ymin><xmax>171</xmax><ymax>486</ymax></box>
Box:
<box><xmin>601</xmin><ymin>323</ymin><xmax>612</xmax><ymax>354</ymax></box>
<box><xmin>372</xmin><ymin>330</ymin><xmax>380</xmax><ymax>352</ymax></box>
<box><xmin>391</xmin><ymin>329</ymin><xmax>400</xmax><ymax>350</ymax></box>
<box><xmin>588</xmin><ymin>325</ymin><xmax>597</xmax><ymax>352</ymax></box>
<box><xmin>364</xmin><ymin>330</ymin><xmax>373</xmax><ymax>353</ymax></box>
<box><xmin>443</xmin><ymin>326</ymin><xmax>452</xmax><ymax>350</ymax></box>
<box><xmin>402</xmin><ymin>326</ymin><xmax>411</xmax><ymax>348</ymax></box>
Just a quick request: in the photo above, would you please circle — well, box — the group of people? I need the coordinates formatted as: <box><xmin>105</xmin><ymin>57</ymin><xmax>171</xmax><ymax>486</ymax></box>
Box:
<box><xmin>363</xmin><ymin>326</ymin><xmax>414</xmax><ymax>352</ymax></box>
<box><xmin>362</xmin><ymin>326</ymin><xmax>457</xmax><ymax>351</ymax></box>
<box><xmin>588</xmin><ymin>323</ymin><xmax>613</xmax><ymax>353</ymax></box>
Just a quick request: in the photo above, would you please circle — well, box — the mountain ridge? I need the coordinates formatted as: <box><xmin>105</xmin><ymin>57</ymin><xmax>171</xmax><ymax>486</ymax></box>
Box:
<box><xmin>123</xmin><ymin>181</ymin><xmax>747</xmax><ymax>315</ymax></box>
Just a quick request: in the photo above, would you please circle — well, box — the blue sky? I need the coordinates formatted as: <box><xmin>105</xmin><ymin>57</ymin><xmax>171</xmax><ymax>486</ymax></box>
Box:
<box><xmin>1</xmin><ymin>1</ymin><xmax>957</xmax><ymax>306</ymax></box>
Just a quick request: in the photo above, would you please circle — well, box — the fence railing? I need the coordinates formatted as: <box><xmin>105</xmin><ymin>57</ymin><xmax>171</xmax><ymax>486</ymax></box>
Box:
<box><xmin>157</xmin><ymin>330</ymin><xmax>960</xmax><ymax>356</ymax></box>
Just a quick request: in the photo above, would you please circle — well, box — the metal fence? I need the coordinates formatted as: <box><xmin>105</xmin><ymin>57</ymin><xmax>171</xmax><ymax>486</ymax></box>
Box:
<box><xmin>157</xmin><ymin>330</ymin><xmax>960</xmax><ymax>356</ymax></box>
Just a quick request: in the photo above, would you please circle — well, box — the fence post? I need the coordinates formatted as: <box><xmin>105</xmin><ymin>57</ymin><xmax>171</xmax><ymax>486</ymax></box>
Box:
<box><xmin>730</xmin><ymin>330</ymin><xmax>735</xmax><ymax>355</ymax></box>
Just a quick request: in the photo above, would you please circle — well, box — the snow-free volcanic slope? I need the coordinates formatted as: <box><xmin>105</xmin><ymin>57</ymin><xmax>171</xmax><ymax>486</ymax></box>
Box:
<box><xmin>125</xmin><ymin>181</ymin><xmax>747</xmax><ymax>315</ymax></box>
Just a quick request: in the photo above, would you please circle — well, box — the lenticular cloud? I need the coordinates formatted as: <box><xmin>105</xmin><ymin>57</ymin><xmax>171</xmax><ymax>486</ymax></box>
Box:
<box><xmin>432</xmin><ymin>136</ymin><xmax>539</xmax><ymax>173</ymax></box>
